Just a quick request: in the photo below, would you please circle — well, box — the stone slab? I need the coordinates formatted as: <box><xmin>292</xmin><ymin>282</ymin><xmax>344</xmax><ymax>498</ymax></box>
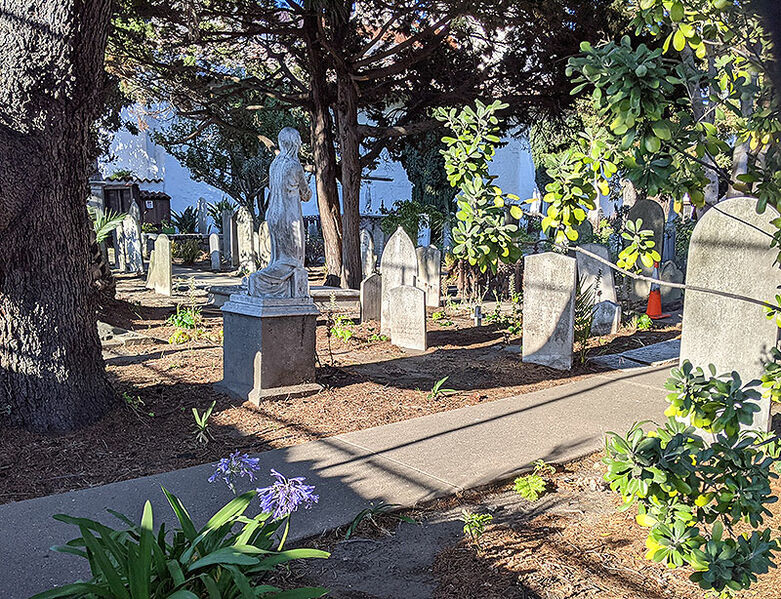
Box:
<box><xmin>620</xmin><ymin>338</ymin><xmax>680</xmax><ymax>366</ymax></box>
<box><xmin>588</xmin><ymin>354</ymin><xmax>647</xmax><ymax>371</ymax></box>
<box><xmin>97</xmin><ymin>321</ymin><xmax>154</xmax><ymax>348</ymax></box>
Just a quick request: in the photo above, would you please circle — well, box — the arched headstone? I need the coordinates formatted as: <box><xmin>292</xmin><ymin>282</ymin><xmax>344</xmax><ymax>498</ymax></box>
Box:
<box><xmin>380</xmin><ymin>226</ymin><xmax>418</xmax><ymax>336</ymax></box>
<box><xmin>680</xmin><ymin>196</ymin><xmax>781</xmax><ymax>431</ymax></box>
<box><xmin>416</xmin><ymin>245</ymin><xmax>442</xmax><ymax>308</ymax></box>
<box><xmin>360</xmin><ymin>229</ymin><xmax>376</xmax><ymax>277</ymax></box>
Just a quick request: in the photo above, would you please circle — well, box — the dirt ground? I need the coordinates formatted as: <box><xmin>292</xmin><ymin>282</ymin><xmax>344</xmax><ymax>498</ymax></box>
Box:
<box><xmin>0</xmin><ymin>272</ymin><xmax>681</xmax><ymax>504</ymax></box>
<box><xmin>292</xmin><ymin>452</ymin><xmax>781</xmax><ymax>599</ymax></box>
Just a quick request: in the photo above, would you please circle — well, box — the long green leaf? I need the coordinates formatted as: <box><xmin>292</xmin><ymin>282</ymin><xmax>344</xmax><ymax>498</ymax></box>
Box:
<box><xmin>167</xmin><ymin>592</ymin><xmax>199</xmax><ymax>599</ymax></box>
<box><xmin>223</xmin><ymin>565</ymin><xmax>254</xmax><ymax>599</ymax></box>
<box><xmin>188</xmin><ymin>547</ymin><xmax>259</xmax><ymax>571</ymax></box>
<box><xmin>79</xmin><ymin>526</ymin><xmax>130</xmax><ymax>599</ymax></box>
<box><xmin>255</xmin><ymin>549</ymin><xmax>330</xmax><ymax>570</ymax></box>
<box><xmin>203</xmin><ymin>492</ymin><xmax>255</xmax><ymax>531</ymax></box>
<box><xmin>161</xmin><ymin>487</ymin><xmax>198</xmax><ymax>542</ymax></box>
<box><xmin>266</xmin><ymin>588</ymin><xmax>329</xmax><ymax>599</ymax></box>
<box><xmin>129</xmin><ymin>501</ymin><xmax>153</xmax><ymax>599</ymax></box>
<box><xmin>29</xmin><ymin>582</ymin><xmax>117</xmax><ymax>599</ymax></box>
<box><xmin>198</xmin><ymin>574</ymin><xmax>222</xmax><ymax>599</ymax></box>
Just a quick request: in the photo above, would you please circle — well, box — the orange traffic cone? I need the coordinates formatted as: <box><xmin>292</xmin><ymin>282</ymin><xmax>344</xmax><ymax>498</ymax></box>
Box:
<box><xmin>646</xmin><ymin>262</ymin><xmax>670</xmax><ymax>320</ymax></box>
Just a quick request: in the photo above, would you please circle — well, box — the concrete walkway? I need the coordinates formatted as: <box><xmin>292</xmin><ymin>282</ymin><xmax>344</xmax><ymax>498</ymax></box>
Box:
<box><xmin>0</xmin><ymin>364</ymin><xmax>671</xmax><ymax>598</ymax></box>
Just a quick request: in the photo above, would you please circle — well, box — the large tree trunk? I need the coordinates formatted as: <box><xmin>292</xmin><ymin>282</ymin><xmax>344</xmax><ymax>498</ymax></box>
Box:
<box><xmin>0</xmin><ymin>0</ymin><xmax>115</xmax><ymax>432</ymax></box>
<box><xmin>335</xmin><ymin>71</ymin><xmax>363</xmax><ymax>289</ymax></box>
<box><xmin>304</xmin><ymin>18</ymin><xmax>343</xmax><ymax>287</ymax></box>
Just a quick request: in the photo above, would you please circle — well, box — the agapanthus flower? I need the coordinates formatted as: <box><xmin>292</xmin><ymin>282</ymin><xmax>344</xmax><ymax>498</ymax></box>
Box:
<box><xmin>208</xmin><ymin>451</ymin><xmax>262</xmax><ymax>493</ymax></box>
<box><xmin>256</xmin><ymin>469</ymin><xmax>319</xmax><ymax>519</ymax></box>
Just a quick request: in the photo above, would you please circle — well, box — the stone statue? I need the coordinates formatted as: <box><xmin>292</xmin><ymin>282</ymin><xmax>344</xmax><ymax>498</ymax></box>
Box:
<box><xmin>247</xmin><ymin>127</ymin><xmax>311</xmax><ymax>298</ymax></box>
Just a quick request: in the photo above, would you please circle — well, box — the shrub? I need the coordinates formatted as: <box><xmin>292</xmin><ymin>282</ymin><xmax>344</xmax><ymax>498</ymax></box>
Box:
<box><xmin>172</xmin><ymin>239</ymin><xmax>202</xmax><ymax>265</ymax></box>
<box><xmin>603</xmin><ymin>360</ymin><xmax>779</xmax><ymax>594</ymax></box>
<box><xmin>32</xmin><ymin>486</ymin><xmax>329</xmax><ymax>599</ymax></box>
<box><xmin>172</xmin><ymin>206</ymin><xmax>198</xmax><ymax>234</ymax></box>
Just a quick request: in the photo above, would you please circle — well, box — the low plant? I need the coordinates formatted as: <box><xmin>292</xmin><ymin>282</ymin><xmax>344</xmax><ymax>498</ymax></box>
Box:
<box><xmin>192</xmin><ymin>400</ymin><xmax>216</xmax><ymax>445</ymax></box>
<box><xmin>514</xmin><ymin>460</ymin><xmax>556</xmax><ymax>501</ymax></box>
<box><xmin>761</xmin><ymin>347</ymin><xmax>781</xmax><ymax>404</ymax></box>
<box><xmin>635</xmin><ymin>313</ymin><xmax>653</xmax><ymax>331</ymax></box>
<box><xmin>330</xmin><ymin>315</ymin><xmax>354</xmax><ymax>343</ymax></box>
<box><xmin>365</xmin><ymin>326</ymin><xmax>388</xmax><ymax>343</ymax></box>
<box><xmin>172</xmin><ymin>239</ymin><xmax>202</xmax><ymax>265</ymax></box>
<box><xmin>122</xmin><ymin>391</ymin><xmax>154</xmax><ymax>418</ymax></box>
<box><xmin>172</xmin><ymin>206</ymin><xmax>198</xmax><ymax>234</ymax></box>
<box><xmin>88</xmin><ymin>206</ymin><xmax>126</xmax><ymax>243</ymax></box>
<box><xmin>431</xmin><ymin>310</ymin><xmax>454</xmax><ymax>327</ymax></box>
<box><xmin>344</xmin><ymin>502</ymin><xmax>417</xmax><ymax>540</ymax></box>
<box><xmin>461</xmin><ymin>510</ymin><xmax>493</xmax><ymax>549</ymax></box>
<box><xmin>427</xmin><ymin>376</ymin><xmax>457</xmax><ymax>401</ymax></box>
<box><xmin>167</xmin><ymin>278</ymin><xmax>206</xmax><ymax>344</ymax></box>
<box><xmin>603</xmin><ymin>360</ymin><xmax>780</xmax><ymax>595</ymax></box>
<box><xmin>31</xmin><ymin>482</ymin><xmax>328</xmax><ymax>599</ymax></box>
<box><xmin>141</xmin><ymin>222</ymin><xmax>158</xmax><ymax>234</ymax></box>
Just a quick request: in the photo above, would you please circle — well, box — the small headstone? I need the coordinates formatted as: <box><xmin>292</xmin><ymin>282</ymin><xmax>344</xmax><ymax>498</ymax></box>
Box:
<box><xmin>257</xmin><ymin>221</ymin><xmax>271</xmax><ymax>269</ymax></box>
<box><xmin>380</xmin><ymin>226</ymin><xmax>418</xmax><ymax>336</ymax></box>
<box><xmin>196</xmin><ymin>197</ymin><xmax>209</xmax><ymax>233</ymax></box>
<box><xmin>122</xmin><ymin>213</ymin><xmax>144</xmax><ymax>273</ymax></box>
<box><xmin>416</xmin><ymin>245</ymin><xmax>442</xmax><ymax>307</ymax></box>
<box><xmin>591</xmin><ymin>300</ymin><xmax>621</xmax><ymax>336</ymax></box>
<box><xmin>679</xmin><ymin>196</ymin><xmax>781</xmax><ymax>432</ymax></box>
<box><xmin>388</xmin><ymin>285</ymin><xmax>427</xmax><ymax>351</ymax></box>
<box><xmin>209</xmin><ymin>233</ymin><xmax>221</xmax><ymax>271</ymax></box>
<box><xmin>575</xmin><ymin>243</ymin><xmax>617</xmax><ymax>304</ymax></box>
<box><xmin>522</xmin><ymin>252</ymin><xmax>576</xmax><ymax>370</ymax></box>
<box><xmin>360</xmin><ymin>273</ymin><xmax>382</xmax><ymax>322</ymax></box>
<box><xmin>237</xmin><ymin>206</ymin><xmax>256</xmax><ymax>273</ymax></box>
<box><xmin>660</xmin><ymin>260</ymin><xmax>684</xmax><ymax>305</ymax></box>
<box><xmin>360</xmin><ymin>229</ymin><xmax>376</xmax><ymax>277</ymax></box>
<box><xmin>627</xmin><ymin>200</ymin><xmax>665</xmax><ymax>301</ymax></box>
<box><xmin>221</xmin><ymin>209</ymin><xmax>233</xmax><ymax>262</ymax></box>
<box><xmin>145</xmin><ymin>234</ymin><xmax>172</xmax><ymax>296</ymax></box>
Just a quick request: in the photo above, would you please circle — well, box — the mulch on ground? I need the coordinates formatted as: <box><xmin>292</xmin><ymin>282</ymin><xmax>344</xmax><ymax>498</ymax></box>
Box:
<box><xmin>0</xmin><ymin>274</ymin><xmax>680</xmax><ymax>505</ymax></box>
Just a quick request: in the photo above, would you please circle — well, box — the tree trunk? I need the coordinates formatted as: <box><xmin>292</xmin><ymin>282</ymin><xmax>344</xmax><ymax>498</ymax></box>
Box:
<box><xmin>303</xmin><ymin>16</ymin><xmax>342</xmax><ymax>287</ymax></box>
<box><xmin>0</xmin><ymin>0</ymin><xmax>115</xmax><ymax>432</ymax></box>
<box><xmin>336</xmin><ymin>71</ymin><xmax>363</xmax><ymax>289</ymax></box>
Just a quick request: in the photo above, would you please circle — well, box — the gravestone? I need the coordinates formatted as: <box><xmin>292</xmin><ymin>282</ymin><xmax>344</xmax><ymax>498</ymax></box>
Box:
<box><xmin>230</xmin><ymin>213</ymin><xmax>239</xmax><ymax>268</ymax></box>
<box><xmin>196</xmin><ymin>197</ymin><xmax>209</xmax><ymax>233</ymax></box>
<box><xmin>360</xmin><ymin>273</ymin><xmax>382</xmax><ymax>323</ymax></box>
<box><xmin>680</xmin><ymin>196</ymin><xmax>781</xmax><ymax>432</ymax></box>
<box><xmin>591</xmin><ymin>301</ymin><xmax>621</xmax><ymax>336</ymax></box>
<box><xmin>627</xmin><ymin>199</ymin><xmax>665</xmax><ymax>301</ymax></box>
<box><xmin>360</xmin><ymin>229</ymin><xmax>376</xmax><ymax>277</ymax></box>
<box><xmin>237</xmin><ymin>207</ymin><xmax>256</xmax><ymax>273</ymax></box>
<box><xmin>660</xmin><ymin>260</ymin><xmax>684</xmax><ymax>305</ymax></box>
<box><xmin>416</xmin><ymin>245</ymin><xmax>442</xmax><ymax>308</ymax></box>
<box><xmin>122</xmin><ymin>213</ymin><xmax>144</xmax><ymax>273</ymax></box>
<box><xmin>388</xmin><ymin>285</ymin><xmax>427</xmax><ymax>351</ymax></box>
<box><xmin>522</xmin><ymin>252</ymin><xmax>576</xmax><ymax>370</ymax></box>
<box><xmin>113</xmin><ymin>224</ymin><xmax>126</xmax><ymax>271</ymax></box>
<box><xmin>209</xmin><ymin>233</ymin><xmax>221</xmax><ymax>271</ymax></box>
<box><xmin>575</xmin><ymin>243</ymin><xmax>617</xmax><ymax>304</ymax></box>
<box><xmin>145</xmin><ymin>234</ymin><xmax>172</xmax><ymax>296</ymax></box>
<box><xmin>257</xmin><ymin>220</ymin><xmax>271</xmax><ymax>269</ymax></box>
<box><xmin>380</xmin><ymin>226</ymin><xmax>418</xmax><ymax>336</ymax></box>
<box><xmin>221</xmin><ymin>209</ymin><xmax>233</xmax><ymax>263</ymax></box>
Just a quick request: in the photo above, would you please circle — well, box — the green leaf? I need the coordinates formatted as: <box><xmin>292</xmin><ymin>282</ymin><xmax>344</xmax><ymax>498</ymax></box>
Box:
<box><xmin>652</xmin><ymin>121</ymin><xmax>672</xmax><ymax>141</ymax></box>
<box><xmin>644</xmin><ymin>136</ymin><xmax>661</xmax><ymax>153</ymax></box>
<box><xmin>673</xmin><ymin>29</ymin><xmax>686</xmax><ymax>52</ymax></box>
<box><xmin>188</xmin><ymin>547</ymin><xmax>259</xmax><ymax>571</ymax></box>
<box><xmin>29</xmin><ymin>583</ymin><xmax>116</xmax><ymax>599</ymax></box>
<box><xmin>670</xmin><ymin>1</ymin><xmax>684</xmax><ymax>22</ymax></box>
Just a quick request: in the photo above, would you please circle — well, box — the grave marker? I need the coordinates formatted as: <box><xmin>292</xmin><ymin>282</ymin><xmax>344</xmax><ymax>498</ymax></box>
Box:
<box><xmin>388</xmin><ymin>285</ymin><xmax>427</xmax><ymax>351</ymax></box>
<box><xmin>209</xmin><ymin>233</ymin><xmax>221</xmax><ymax>271</ymax></box>
<box><xmin>380</xmin><ymin>226</ymin><xmax>418</xmax><ymax>336</ymax></box>
<box><xmin>145</xmin><ymin>234</ymin><xmax>172</xmax><ymax>296</ymax></box>
<box><xmin>360</xmin><ymin>273</ymin><xmax>382</xmax><ymax>323</ymax></box>
<box><xmin>416</xmin><ymin>245</ymin><xmax>441</xmax><ymax>308</ymax></box>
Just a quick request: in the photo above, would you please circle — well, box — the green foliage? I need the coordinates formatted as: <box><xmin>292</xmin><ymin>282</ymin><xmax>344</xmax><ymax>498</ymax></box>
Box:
<box><xmin>167</xmin><ymin>279</ymin><xmax>206</xmax><ymax>344</ymax></box>
<box><xmin>674</xmin><ymin>217</ymin><xmax>696</xmax><ymax>266</ymax></box>
<box><xmin>330</xmin><ymin>315</ymin><xmax>354</xmax><ymax>343</ymax></box>
<box><xmin>603</xmin><ymin>360</ymin><xmax>780</xmax><ymax>594</ymax></box>
<box><xmin>172</xmin><ymin>207</ymin><xmax>198</xmax><ymax>234</ymax></box>
<box><xmin>192</xmin><ymin>401</ymin><xmax>216</xmax><ymax>445</ymax></box>
<box><xmin>460</xmin><ymin>510</ymin><xmax>493</xmax><ymax>549</ymax></box>
<box><xmin>431</xmin><ymin>310</ymin><xmax>454</xmax><ymax>327</ymax></box>
<box><xmin>761</xmin><ymin>348</ymin><xmax>781</xmax><ymax>404</ymax></box>
<box><xmin>122</xmin><ymin>391</ymin><xmax>154</xmax><ymax>419</ymax></box>
<box><xmin>31</xmin><ymin>488</ymin><xmax>328</xmax><ymax>599</ymax></box>
<box><xmin>434</xmin><ymin>100</ymin><xmax>524</xmax><ymax>273</ymax></box>
<box><xmin>635</xmin><ymin>313</ymin><xmax>653</xmax><ymax>331</ymax></box>
<box><xmin>208</xmin><ymin>199</ymin><xmax>235</xmax><ymax>234</ymax></box>
<box><xmin>107</xmin><ymin>168</ymin><xmax>135</xmax><ymax>180</ymax></box>
<box><xmin>483</xmin><ymin>296</ymin><xmax>523</xmax><ymax>342</ymax></box>
<box><xmin>574</xmin><ymin>276</ymin><xmax>596</xmax><ymax>364</ymax></box>
<box><xmin>514</xmin><ymin>460</ymin><xmax>556</xmax><ymax>502</ymax></box>
<box><xmin>344</xmin><ymin>502</ymin><xmax>416</xmax><ymax>540</ymax></box>
<box><xmin>617</xmin><ymin>218</ymin><xmax>662</xmax><ymax>272</ymax></box>
<box><xmin>88</xmin><ymin>207</ymin><xmax>126</xmax><ymax>244</ymax></box>
<box><xmin>380</xmin><ymin>200</ymin><xmax>444</xmax><ymax>245</ymax></box>
<box><xmin>172</xmin><ymin>239</ymin><xmax>202</xmax><ymax>265</ymax></box>
<box><xmin>427</xmin><ymin>377</ymin><xmax>456</xmax><ymax>401</ymax></box>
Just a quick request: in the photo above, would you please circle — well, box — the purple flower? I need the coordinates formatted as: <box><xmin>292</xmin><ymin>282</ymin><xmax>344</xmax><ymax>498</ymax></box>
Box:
<box><xmin>256</xmin><ymin>469</ymin><xmax>319</xmax><ymax>519</ymax></box>
<box><xmin>208</xmin><ymin>451</ymin><xmax>262</xmax><ymax>493</ymax></box>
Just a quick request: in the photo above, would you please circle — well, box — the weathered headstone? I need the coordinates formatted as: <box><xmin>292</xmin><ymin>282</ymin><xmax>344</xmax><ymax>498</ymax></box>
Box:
<box><xmin>680</xmin><ymin>196</ymin><xmax>781</xmax><ymax>432</ymax></box>
<box><xmin>122</xmin><ymin>213</ymin><xmax>144</xmax><ymax>273</ymax></box>
<box><xmin>575</xmin><ymin>243</ymin><xmax>617</xmax><ymax>304</ymax></box>
<box><xmin>591</xmin><ymin>301</ymin><xmax>621</xmax><ymax>336</ymax></box>
<box><xmin>196</xmin><ymin>197</ymin><xmax>209</xmax><ymax>233</ymax></box>
<box><xmin>360</xmin><ymin>229</ymin><xmax>376</xmax><ymax>277</ymax></box>
<box><xmin>660</xmin><ymin>260</ymin><xmax>684</xmax><ymax>305</ymax></box>
<box><xmin>380</xmin><ymin>226</ymin><xmax>418</xmax><ymax>336</ymax></box>
<box><xmin>360</xmin><ymin>273</ymin><xmax>382</xmax><ymax>323</ymax></box>
<box><xmin>209</xmin><ymin>233</ymin><xmax>221</xmax><ymax>271</ymax></box>
<box><xmin>627</xmin><ymin>199</ymin><xmax>665</xmax><ymax>301</ymax></box>
<box><xmin>522</xmin><ymin>252</ymin><xmax>576</xmax><ymax>370</ymax></box>
<box><xmin>416</xmin><ymin>245</ymin><xmax>441</xmax><ymax>308</ymax></box>
<box><xmin>388</xmin><ymin>285</ymin><xmax>427</xmax><ymax>351</ymax></box>
<box><xmin>237</xmin><ymin>206</ymin><xmax>256</xmax><ymax>273</ymax></box>
<box><xmin>230</xmin><ymin>213</ymin><xmax>239</xmax><ymax>268</ymax></box>
<box><xmin>113</xmin><ymin>224</ymin><xmax>126</xmax><ymax>271</ymax></box>
<box><xmin>221</xmin><ymin>209</ymin><xmax>233</xmax><ymax>263</ymax></box>
<box><xmin>145</xmin><ymin>234</ymin><xmax>172</xmax><ymax>296</ymax></box>
<box><xmin>257</xmin><ymin>220</ymin><xmax>271</xmax><ymax>269</ymax></box>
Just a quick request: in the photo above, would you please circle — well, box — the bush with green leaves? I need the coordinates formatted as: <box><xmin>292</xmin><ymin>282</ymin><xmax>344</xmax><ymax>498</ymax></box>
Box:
<box><xmin>172</xmin><ymin>239</ymin><xmax>202</xmax><ymax>265</ymax></box>
<box><xmin>514</xmin><ymin>460</ymin><xmax>556</xmax><ymax>502</ymax></box>
<box><xmin>603</xmin><ymin>360</ymin><xmax>779</xmax><ymax>594</ymax></box>
<box><xmin>460</xmin><ymin>510</ymin><xmax>493</xmax><ymax>550</ymax></box>
<box><xmin>32</xmin><ymin>486</ymin><xmax>328</xmax><ymax>599</ymax></box>
<box><xmin>88</xmin><ymin>206</ymin><xmax>126</xmax><ymax>244</ymax></box>
<box><xmin>208</xmin><ymin>199</ymin><xmax>235</xmax><ymax>234</ymax></box>
<box><xmin>172</xmin><ymin>206</ymin><xmax>199</xmax><ymax>234</ymax></box>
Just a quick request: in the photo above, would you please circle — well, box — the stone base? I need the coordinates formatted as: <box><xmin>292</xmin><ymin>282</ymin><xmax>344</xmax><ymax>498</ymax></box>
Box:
<box><xmin>218</xmin><ymin>294</ymin><xmax>319</xmax><ymax>404</ymax></box>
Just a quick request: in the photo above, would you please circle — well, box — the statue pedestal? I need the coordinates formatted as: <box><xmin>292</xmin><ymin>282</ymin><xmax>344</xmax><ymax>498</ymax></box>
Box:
<box><xmin>217</xmin><ymin>294</ymin><xmax>320</xmax><ymax>404</ymax></box>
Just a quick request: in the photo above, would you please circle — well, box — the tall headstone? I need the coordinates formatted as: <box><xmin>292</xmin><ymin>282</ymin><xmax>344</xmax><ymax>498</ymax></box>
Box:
<box><xmin>627</xmin><ymin>199</ymin><xmax>665</xmax><ymax>301</ymax></box>
<box><xmin>145</xmin><ymin>234</ymin><xmax>172</xmax><ymax>296</ymax></box>
<box><xmin>237</xmin><ymin>206</ymin><xmax>256</xmax><ymax>273</ymax></box>
<box><xmin>257</xmin><ymin>220</ymin><xmax>272</xmax><ymax>269</ymax></box>
<box><xmin>230</xmin><ymin>213</ymin><xmax>239</xmax><ymax>268</ymax></box>
<box><xmin>360</xmin><ymin>273</ymin><xmax>382</xmax><ymax>323</ymax></box>
<box><xmin>113</xmin><ymin>224</ymin><xmax>126</xmax><ymax>271</ymax></box>
<box><xmin>221</xmin><ymin>209</ymin><xmax>233</xmax><ymax>263</ymax></box>
<box><xmin>522</xmin><ymin>252</ymin><xmax>577</xmax><ymax>370</ymax></box>
<box><xmin>209</xmin><ymin>233</ymin><xmax>221</xmax><ymax>271</ymax></box>
<box><xmin>576</xmin><ymin>243</ymin><xmax>619</xmax><ymax>335</ymax></box>
<box><xmin>660</xmin><ymin>260</ymin><xmax>684</xmax><ymax>305</ymax></box>
<box><xmin>680</xmin><ymin>196</ymin><xmax>781</xmax><ymax>432</ymax></box>
<box><xmin>380</xmin><ymin>226</ymin><xmax>418</xmax><ymax>336</ymax></box>
<box><xmin>360</xmin><ymin>229</ymin><xmax>376</xmax><ymax>277</ymax></box>
<box><xmin>196</xmin><ymin>197</ymin><xmax>209</xmax><ymax>233</ymax></box>
<box><xmin>416</xmin><ymin>245</ymin><xmax>442</xmax><ymax>308</ymax></box>
<box><xmin>388</xmin><ymin>285</ymin><xmax>427</xmax><ymax>351</ymax></box>
<box><xmin>122</xmin><ymin>213</ymin><xmax>144</xmax><ymax>273</ymax></box>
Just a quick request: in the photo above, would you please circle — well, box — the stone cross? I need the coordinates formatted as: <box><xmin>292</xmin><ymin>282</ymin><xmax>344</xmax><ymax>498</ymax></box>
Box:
<box><xmin>522</xmin><ymin>252</ymin><xmax>576</xmax><ymax>370</ymax></box>
<box><xmin>196</xmin><ymin>197</ymin><xmax>209</xmax><ymax>234</ymax></box>
<box><xmin>380</xmin><ymin>226</ymin><xmax>418</xmax><ymax>336</ymax></box>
